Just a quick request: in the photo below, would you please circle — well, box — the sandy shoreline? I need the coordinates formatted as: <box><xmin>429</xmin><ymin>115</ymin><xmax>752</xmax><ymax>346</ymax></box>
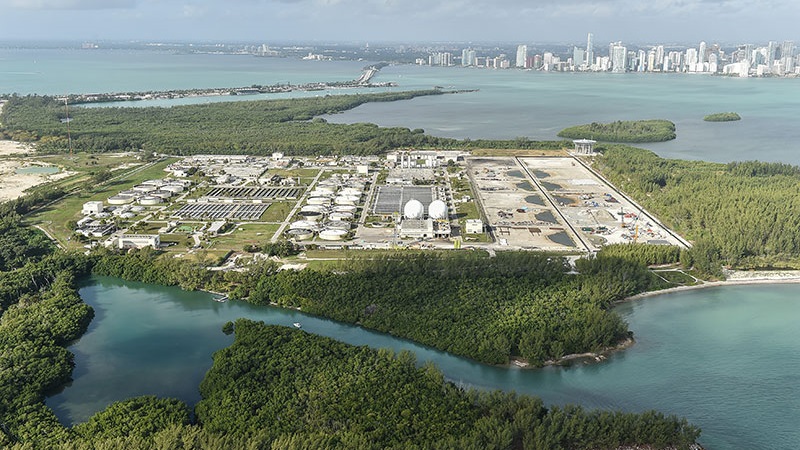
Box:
<box><xmin>0</xmin><ymin>140</ymin><xmax>76</xmax><ymax>203</ymax></box>
<box><xmin>623</xmin><ymin>270</ymin><xmax>800</xmax><ymax>302</ymax></box>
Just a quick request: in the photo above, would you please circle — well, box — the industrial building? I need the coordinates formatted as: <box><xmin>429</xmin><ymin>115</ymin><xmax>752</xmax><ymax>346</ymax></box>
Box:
<box><xmin>82</xmin><ymin>201</ymin><xmax>104</xmax><ymax>215</ymax></box>
<box><xmin>117</xmin><ymin>234</ymin><xmax>161</xmax><ymax>250</ymax></box>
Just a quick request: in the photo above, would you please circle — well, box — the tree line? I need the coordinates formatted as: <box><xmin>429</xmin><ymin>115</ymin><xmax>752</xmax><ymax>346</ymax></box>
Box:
<box><xmin>558</xmin><ymin>120</ymin><xmax>676</xmax><ymax>143</ymax></box>
<box><xmin>595</xmin><ymin>145</ymin><xmax>800</xmax><ymax>272</ymax></box>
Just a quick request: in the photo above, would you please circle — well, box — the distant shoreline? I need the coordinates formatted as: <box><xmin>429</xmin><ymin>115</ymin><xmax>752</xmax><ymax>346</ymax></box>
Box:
<box><xmin>623</xmin><ymin>270</ymin><xmax>800</xmax><ymax>302</ymax></box>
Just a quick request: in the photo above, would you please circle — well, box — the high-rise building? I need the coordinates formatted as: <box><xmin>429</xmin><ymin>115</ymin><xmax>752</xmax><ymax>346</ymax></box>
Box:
<box><xmin>516</xmin><ymin>45</ymin><xmax>528</xmax><ymax>68</ymax></box>
<box><xmin>610</xmin><ymin>42</ymin><xmax>627</xmax><ymax>73</ymax></box>
<box><xmin>781</xmin><ymin>40</ymin><xmax>795</xmax><ymax>73</ymax></box>
<box><xmin>698</xmin><ymin>41</ymin><xmax>707</xmax><ymax>65</ymax></box>
<box><xmin>586</xmin><ymin>33</ymin><xmax>594</xmax><ymax>69</ymax></box>
<box><xmin>573</xmin><ymin>47</ymin><xmax>585</xmax><ymax>70</ymax></box>
<box><xmin>766</xmin><ymin>41</ymin><xmax>778</xmax><ymax>68</ymax></box>
<box><xmin>461</xmin><ymin>48</ymin><xmax>476</xmax><ymax>67</ymax></box>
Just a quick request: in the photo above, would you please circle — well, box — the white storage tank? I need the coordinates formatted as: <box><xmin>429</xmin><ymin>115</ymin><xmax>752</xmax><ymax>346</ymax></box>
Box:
<box><xmin>162</xmin><ymin>184</ymin><xmax>185</xmax><ymax>194</ymax></box>
<box><xmin>306</xmin><ymin>197</ymin><xmax>332</xmax><ymax>206</ymax></box>
<box><xmin>301</xmin><ymin>205</ymin><xmax>328</xmax><ymax>214</ymax></box>
<box><xmin>290</xmin><ymin>220</ymin><xmax>321</xmax><ymax>231</ymax></box>
<box><xmin>329</xmin><ymin>212</ymin><xmax>354</xmax><ymax>221</ymax></box>
<box><xmin>150</xmin><ymin>190</ymin><xmax>173</xmax><ymax>199</ymax></box>
<box><xmin>297</xmin><ymin>210</ymin><xmax>324</xmax><ymax>221</ymax></box>
<box><xmin>333</xmin><ymin>205</ymin><xmax>357</xmax><ymax>213</ymax></box>
<box><xmin>403</xmin><ymin>199</ymin><xmax>424</xmax><ymax>219</ymax></box>
<box><xmin>325</xmin><ymin>220</ymin><xmax>351</xmax><ymax>231</ymax></box>
<box><xmin>139</xmin><ymin>196</ymin><xmax>163</xmax><ymax>206</ymax></box>
<box><xmin>133</xmin><ymin>184</ymin><xmax>156</xmax><ymax>193</ymax></box>
<box><xmin>286</xmin><ymin>228</ymin><xmax>314</xmax><ymax>241</ymax></box>
<box><xmin>428</xmin><ymin>200</ymin><xmax>448</xmax><ymax>220</ymax></box>
<box><xmin>319</xmin><ymin>229</ymin><xmax>348</xmax><ymax>241</ymax></box>
<box><xmin>108</xmin><ymin>195</ymin><xmax>134</xmax><ymax>205</ymax></box>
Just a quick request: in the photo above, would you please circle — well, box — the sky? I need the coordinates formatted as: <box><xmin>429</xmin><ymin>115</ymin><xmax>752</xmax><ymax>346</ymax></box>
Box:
<box><xmin>0</xmin><ymin>0</ymin><xmax>797</xmax><ymax>45</ymax></box>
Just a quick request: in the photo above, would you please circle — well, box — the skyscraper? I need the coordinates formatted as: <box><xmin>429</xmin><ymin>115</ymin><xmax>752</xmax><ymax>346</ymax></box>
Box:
<box><xmin>781</xmin><ymin>40</ymin><xmax>795</xmax><ymax>73</ymax></box>
<box><xmin>586</xmin><ymin>33</ymin><xmax>594</xmax><ymax>69</ymax></box>
<box><xmin>766</xmin><ymin>41</ymin><xmax>777</xmax><ymax>69</ymax></box>
<box><xmin>610</xmin><ymin>42</ymin><xmax>626</xmax><ymax>73</ymax></box>
<box><xmin>516</xmin><ymin>45</ymin><xmax>528</xmax><ymax>68</ymax></box>
<box><xmin>573</xmin><ymin>47</ymin><xmax>585</xmax><ymax>70</ymax></box>
<box><xmin>698</xmin><ymin>41</ymin><xmax>707</xmax><ymax>65</ymax></box>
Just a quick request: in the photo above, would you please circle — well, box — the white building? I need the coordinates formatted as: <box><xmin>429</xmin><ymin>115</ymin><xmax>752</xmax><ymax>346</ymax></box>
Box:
<box><xmin>118</xmin><ymin>234</ymin><xmax>161</xmax><ymax>250</ymax></box>
<box><xmin>82</xmin><ymin>201</ymin><xmax>104</xmax><ymax>215</ymax></box>
<box><xmin>465</xmin><ymin>219</ymin><xmax>484</xmax><ymax>234</ymax></box>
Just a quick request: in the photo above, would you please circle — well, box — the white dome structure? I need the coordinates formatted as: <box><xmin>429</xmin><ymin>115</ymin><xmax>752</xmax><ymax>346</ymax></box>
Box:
<box><xmin>403</xmin><ymin>199</ymin><xmax>424</xmax><ymax>219</ymax></box>
<box><xmin>428</xmin><ymin>200</ymin><xmax>448</xmax><ymax>220</ymax></box>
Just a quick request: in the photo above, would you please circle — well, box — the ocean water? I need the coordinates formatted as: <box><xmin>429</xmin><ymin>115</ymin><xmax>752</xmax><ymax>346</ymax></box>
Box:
<box><xmin>48</xmin><ymin>277</ymin><xmax>800</xmax><ymax>450</ymax></box>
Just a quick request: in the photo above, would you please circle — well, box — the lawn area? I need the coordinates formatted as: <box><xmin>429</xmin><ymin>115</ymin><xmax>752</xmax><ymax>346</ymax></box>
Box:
<box><xmin>268</xmin><ymin>168</ymin><xmax>321</xmax><ymax>185</ymax></box>
<box><xmin>207</xmin><ymin>223</ymin><xmax>282</xmax><ymax>252</ymax></box>
<box><xmin>261</xmin><ymin>201</ymin><xmax>295</xmax><ymax>223</ymax></box>
<box><xmin>26</xmin><ymin>158</ymin><xmax>178</xmax><ymax>249</ymax></box>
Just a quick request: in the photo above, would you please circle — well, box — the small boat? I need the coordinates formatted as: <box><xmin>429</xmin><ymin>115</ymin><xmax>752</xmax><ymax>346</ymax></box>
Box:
<box><xmin>292</xmin><ymin>322</ymin><xmax>302</xmax><ymax>329</ymax></box>
<box><xmin>213</xmin><ymin>296</ymin><xmax>228</xmax><ymax>303</ymax></box>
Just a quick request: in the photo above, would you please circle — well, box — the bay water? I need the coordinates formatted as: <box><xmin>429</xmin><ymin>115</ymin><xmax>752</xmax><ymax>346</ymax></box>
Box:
<box><xmin>2</xmin><ymin>48</ymin><xmax>799</xmax><ymax>164</ymax></box>
<box><xmin>48</xmin><ymin>277</ymin><xmax>800</xmax><ymax>450</ymax></box>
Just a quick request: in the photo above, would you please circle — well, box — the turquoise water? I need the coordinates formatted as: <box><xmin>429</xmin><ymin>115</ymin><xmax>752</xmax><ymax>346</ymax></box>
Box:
<box><xmin>48</xmin><ymin>277</ymin><xmax>800</xmax><ymax>450</ymax></box>
<box><xmin>2</xmin><ymin>49</ymin><xmax>799</xmax><ymax>163</ymax></box>
<box><xmin>15</xmin><ymin>166</ymin><xmax>58</xmax><ymax>174</ymax></box>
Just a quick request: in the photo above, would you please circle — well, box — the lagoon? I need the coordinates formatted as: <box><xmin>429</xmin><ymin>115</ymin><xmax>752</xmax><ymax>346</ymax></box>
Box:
<box><xmin>48</xmin><ymin>277</ymin><xmax>800</xmax><ymax>450</ymax></box>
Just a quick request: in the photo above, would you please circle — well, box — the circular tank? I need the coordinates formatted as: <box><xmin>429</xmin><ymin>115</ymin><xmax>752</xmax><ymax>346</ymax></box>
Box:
<box><xmin>319</xmin><ymin>229</ymin><xmax>348</xmax><ymax>241</ymax></box>
<box><xmin>118</xmin><ymin>190</ymin><xmax>139</xmax><ymax>197</ymax></box>
<box><xmin>162</xmin><ymin>184</ymin><xmax>184</xmax><ymax>194</ymax></box>
<box><xmin>403</xmin><ymin>199</ymin><xmax>424</xmax><ymax>219</ymax></box>
<box><xmin>332</xmin><ymin>205</ymin><xmax>357</xmax><ymax>213</ymax></box>
<box><xmin>315</xmin><ymin>186</ymin><xmax>336</xmax><ymax>195</ymax></box>
<box><xmin>139</xmin><ymin>196</ymin><xmax>163</xmax><ymax>206</ymax></box>
<box><xmin>325</xmin><ymin>220</ymin><xmax>351</xmax><ymax>231</ymax></box>
<box><xmin>428</xmin><ymin>200</ymin><xmax>448</xmax><ymax>220</ymax></box>
<box><xmin>286</xmin><ymin>228</ymin><xmax>314</xmax><ymax>240</ymax></box>
<box><xmin>307</xmin><ymin>196</ymin><xmax>332</xmax><ymax>205</ymax></box>
<box><xmin>144</xmin><ymin>179</ymin><xmax>165</xmax><ymax>187</ymax></box>
<box><xmin>339</xmin><ymin>187</ymin><xmax>362</xmax><ymax>196</ymax></box>
<box><xmin>329</xmin><ymin>212</ymin><xmax>354</xmax><ymax>221</ymax></box>
<box><xmin>290</xmin><ymin>220</ymin><xmax>321</xmax><ymax>231</ymax></box>
<box><xmin>297</xmin><ymin>210</ymin><xmax>324</xmax><ymax>221</ymax></box>
<box><xmin>133</xmin><ymin>184</ymin><xmax>156</xmax><ymax>193</ymax></box>
<box><xmin>108</xmin><ymin>195</ymin><xmax>134</xmax><ymax>205</ymax></box>
<box><xmin>150</xmin><ymin>190</ymin><xmax>173</xmax><ymax>199</ymax></box>
<box><xmin>335</xmin><ymin>195</ymin><xmax>359</xmax><ymax>206</ymax></box>
<box><xmin>301</xmin><ymin>204</ymin><xmax>328</xmax><ymax>213</ymax></box>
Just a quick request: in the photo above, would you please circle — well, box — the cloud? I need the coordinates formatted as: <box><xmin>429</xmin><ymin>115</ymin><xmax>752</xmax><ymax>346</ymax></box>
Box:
<box><xmin>3</xmin><ymin>0</ymin><xmax>137</xmax><ymax>9</ymax></box>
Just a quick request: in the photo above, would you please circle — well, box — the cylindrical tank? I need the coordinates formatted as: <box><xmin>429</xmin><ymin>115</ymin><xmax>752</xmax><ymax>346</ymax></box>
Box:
<box><xmin>325</xmin><ymin>220</ymin><xmax>351</xmax><ymax>231</ymax></box>
<box><xmin>286</xmin><ymin>228</ymin><xmax>314</xmax><ymax>241</ymax></box>
<box><xmin>108</xmin><ymin>195</ymin><xmax>134</xmax><ymax>205</ymax></box>
<box><xmin>339</xmin><ymin>187</ymin><xmax>362</xmax><ymax>197</ymax></box>
<box><xmin>301</xmin><ymin>205</ymin><xmax>328</xmax><ymax>214</ymax></box>
<box><xmin>307</xmin><ymin>196</ymin><xmax>332</xmax><ymax>205</ymax></box>
<box><xmin>297</xmin><ymin>210</ymin><xmax>324</xmax><ymax>221</ymax></box>
<box><xmin>319</xmin><ymin>229</ymin><xmax>348</xmax><ymax>241</ymax></box>
<box><xmin>329</xmin><ymin>212</ymin><xmax>354</xmax><ymax>221</ymax></box>
<box><xmin>139</xmin><ymin>196</ymin><xmax>163</xmax><ymax>206</ymax></box>
<box><xmin>150</xmin><ymin>190</ymin><xmax>173</xmax><ymax>199</ymax></box>
<box><xmin>162</xmin><ymin>184</ymin><xmax>184</xmax><ymax>194</ymax></box>
<box><xmin>332</xmin><ymin>205</ymin><xmax>357</xmax><ymax>213</ymax></box>
<box><xmin>133</xmin><ymin>184</ymin><xmax>156</xmax><ymax>193</ymax></box>
<box><xmin>290</xmin><ymin>220</ymin><xmax>321</xmax><ymax>231</ymax></box>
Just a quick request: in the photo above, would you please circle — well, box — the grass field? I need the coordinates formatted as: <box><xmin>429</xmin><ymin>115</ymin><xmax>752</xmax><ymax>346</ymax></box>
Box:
<box><xmin>207</xmin><ymin>224</ymin><xmax>282</xmax><ymax>252</ymax></box>
<box><xmin>261</xmin><ymin>201</ymin><xmax>296</xmax><ymax>223</ymax></box>
<box><xmin>27</xmin><ymin>158</ymin><xmax>178</xmax><ymax>249</ymax></box>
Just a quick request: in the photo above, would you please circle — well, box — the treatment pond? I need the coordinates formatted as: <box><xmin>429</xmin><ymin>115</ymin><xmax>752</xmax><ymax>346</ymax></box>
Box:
<box><xmin>48</xmin><ymin>276</ymin><xmax>800</xmax><ymax>450</ymax></box>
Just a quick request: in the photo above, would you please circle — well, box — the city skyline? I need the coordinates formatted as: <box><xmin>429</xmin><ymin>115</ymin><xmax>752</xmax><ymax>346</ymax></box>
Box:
<box><xmin>0</xmin><ymin>0</ymin><xmax>798</xmax><ymax>44</ymax></box>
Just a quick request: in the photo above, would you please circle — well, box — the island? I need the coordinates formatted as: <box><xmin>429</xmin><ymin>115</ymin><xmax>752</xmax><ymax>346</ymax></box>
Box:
<box><xmin>703</xmin><ymin>112</ymin><xmax>741</xmax><ymax>122</ymax></box>
<box><xmin>557</xmin><ymin>119</ymin><xmax>676</xmax><ymax>143</ymax></box>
